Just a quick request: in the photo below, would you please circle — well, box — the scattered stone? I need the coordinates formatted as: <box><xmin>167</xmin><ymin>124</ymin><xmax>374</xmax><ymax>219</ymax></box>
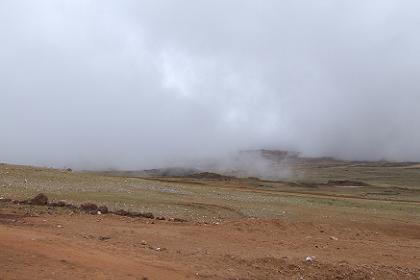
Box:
<box><xmin>65</xmin><ymin>204</ymin><xmax>78</xmax><ymax>210</ymax></box>
<box><xmin>28</xmin><ymin>193</ymin><xmax>48</xmax><ymax>206</ymax></box>
<box><xmin>49</xmin><ymin>201</ymin><xmax>66</xmax><ymax>207</ymax></box>
<box><xmin>138</xmin><ymin>212</ymin><xmax>154</xmax><ymax>219</ymax></box>
<box><xmin>80</xmin><ymin>202</ymin><xmax>98</xmax><ymax>212</ymax></box>
<box><xmin>99</xmin><ymin>236</ymin><xmax>111</xmax><ymax>241</ymax></box>
<box><xmin>97</xmin><ymin>205</ymin><xmax>108</xmax><ymax>214</ymax></box>
<box><xmin>114</xmin><ymin>209</ymin><xmax>130</xmax><ymax>216</ymax></box>
<box><xmin>173</xmin><ymin>218</ymin><xmax>187</xmax><ymax>222</ymax></box>
<box><xmin>167</xmin><ymin>217</ymin><xmax>187</xmax><ymax>222</ymax></box>
<box><xmin>56</xmin><ymin>201</ymin><xmax>66</xmax><ymax>207</ymax></box>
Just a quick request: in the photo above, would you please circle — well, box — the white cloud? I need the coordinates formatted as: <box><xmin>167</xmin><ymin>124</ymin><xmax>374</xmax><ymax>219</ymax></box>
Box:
<box><xmin>1</xmin><ymin>0</ymin><xmax>420</xmax><ymax>169</ymax></box>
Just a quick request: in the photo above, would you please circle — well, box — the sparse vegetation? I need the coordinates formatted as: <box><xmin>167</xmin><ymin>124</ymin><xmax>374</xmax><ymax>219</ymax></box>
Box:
<box><xmin>1</xmin><ymin>159</ymin><xmax>420</xmax><ymax>279</ymax></box>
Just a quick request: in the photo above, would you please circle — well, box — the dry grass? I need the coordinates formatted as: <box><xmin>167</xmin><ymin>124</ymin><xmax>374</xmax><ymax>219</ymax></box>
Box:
<box><xmin>1</xmin><ymin>162</ymin><xmax>420</xmax><ymax>223</ymax></box>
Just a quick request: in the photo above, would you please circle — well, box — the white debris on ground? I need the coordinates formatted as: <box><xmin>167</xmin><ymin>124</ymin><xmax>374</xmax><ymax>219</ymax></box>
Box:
<box><xmin>305</xmin><ymin>256</ymin><xmax>316</xmax><ymax>262</ymax></box>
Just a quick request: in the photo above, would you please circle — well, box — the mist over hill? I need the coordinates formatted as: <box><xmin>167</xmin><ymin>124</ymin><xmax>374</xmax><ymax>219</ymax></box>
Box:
<box><xmin>1</xmin><ymin>1</ymin><xmax>420</xmax><ymax>169</ymax></box>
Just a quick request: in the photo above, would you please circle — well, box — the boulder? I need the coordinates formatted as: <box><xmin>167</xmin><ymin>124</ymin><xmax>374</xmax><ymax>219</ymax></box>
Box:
<box><xmin>114</xmin><ymin>209</ymin><xmax>130</xmax><ymax>216</ymax></box>
<box><xmin>98</xmin><ymin>205</ymin><xmax>109</xmax><ymax>214</ymax></box>
<box><xmin>139</xmin><ymin>212</ymin><xmax>154</xmax><ymax>219</ymax></box>
<box><xmin>49</xmin><ymin>200</ymin><xmax>66</xmax><ymax>207</ymax></box>
<box><xmin>28</xmin><ymin>193</ymin><xmax>48</xmax><ymax>205</ymax></box>
<box><xmin>80</xmin><ymin>202</ymin><xmax>98</xmax><ymax>212</ymax></box>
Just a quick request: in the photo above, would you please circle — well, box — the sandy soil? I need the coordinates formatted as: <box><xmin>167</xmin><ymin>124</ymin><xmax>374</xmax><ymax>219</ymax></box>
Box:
<box><xmin>1</xmin><ymin>203</ymin><xmax>420</xmax><ymax>280</ymax></box>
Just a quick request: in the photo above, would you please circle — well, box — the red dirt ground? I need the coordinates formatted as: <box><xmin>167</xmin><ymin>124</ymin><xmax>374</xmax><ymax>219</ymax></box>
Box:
<box><xmin>1</xmin><ymin>203</ymin><xmax>420</xmax><ymax>280</ymax></box>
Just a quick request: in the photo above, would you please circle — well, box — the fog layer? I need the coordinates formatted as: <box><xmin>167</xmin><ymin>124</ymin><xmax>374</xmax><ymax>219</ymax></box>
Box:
<box><xmin>1</xmin><ymin>1</ymin><xmax>420</xmax><ymax>169</ymax></box>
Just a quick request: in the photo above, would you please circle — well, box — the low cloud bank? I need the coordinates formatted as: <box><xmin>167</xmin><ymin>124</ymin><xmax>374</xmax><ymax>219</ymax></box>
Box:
<box><xmin>1</xmin><ymin>1</ymin><xmax>420</xmax><ymax>169</ymax></box>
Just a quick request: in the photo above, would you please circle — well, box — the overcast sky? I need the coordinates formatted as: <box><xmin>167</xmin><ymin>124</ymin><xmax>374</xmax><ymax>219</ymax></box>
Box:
<box><xmin>1</xmin><ymin>1</ymin><xmax>420</xmax><ymax>169</ymax></box>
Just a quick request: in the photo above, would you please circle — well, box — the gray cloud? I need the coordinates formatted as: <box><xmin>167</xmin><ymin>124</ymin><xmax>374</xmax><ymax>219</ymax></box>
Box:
<box><xmin>1</xmin><ymin>0</ymin><xmax>420</xmax><ymax>169</ymax></box>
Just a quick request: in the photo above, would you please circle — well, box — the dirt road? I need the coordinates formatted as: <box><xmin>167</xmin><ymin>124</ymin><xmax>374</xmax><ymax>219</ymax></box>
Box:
<box><xmin>1</xmin><ymin>204</ymin><xmax>420</xmax><ymax>280</ymax></box>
